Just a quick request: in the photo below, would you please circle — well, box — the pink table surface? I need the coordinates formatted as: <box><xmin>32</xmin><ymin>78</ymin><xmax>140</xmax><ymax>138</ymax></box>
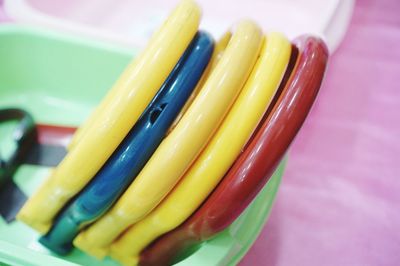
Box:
<box><xmin>1</xmin><ymin>0</ymin><xmax>399</xmax><ymax>265</ymax></box>
<box><xmin>0</xmin><ymin>0</ymin><xmax>8</xmax><ymax>22</ymax></box>
<box><xmin>240</xmin><ymin>0</ymin><xmax>400</xmax><ymax>265</ymax></box>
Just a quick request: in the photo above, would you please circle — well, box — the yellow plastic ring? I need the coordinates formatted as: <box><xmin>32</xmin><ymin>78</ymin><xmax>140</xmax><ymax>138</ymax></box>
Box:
<box><xmin>68</xmin><ymin>0</ymin><xmax>203</xmax><ymax>151</ymax></box>
<box><xmin>73</xmin><ymin>20</ymin><xmax>263</xmax><ymax>259</ymax></box>
<box><xmin>17</xmin><ymin>0</ymin><xmax>201</xmax><ymax>234</ymax></box>
<box><xmin>109</xmin><ymin>32</ymin><xmax>291</xmax><ymax>266</ymax></box>
<box><xmin>167</xmin><ymin>31</ymin><xmax>231</xmax><ymax>133</ymax></box>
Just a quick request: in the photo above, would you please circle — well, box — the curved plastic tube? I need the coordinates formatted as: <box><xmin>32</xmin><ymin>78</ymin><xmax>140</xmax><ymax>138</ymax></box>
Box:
<box><xmin>17</xmin><ymin>0</ymin><xmax>201</xmax><ymax>234</ymax></box>
<box><xmin>73</xmin><ymin>20</ymin><xmax>263</xmax><ymax>259</ymax></box>
<box><xmin>139</xmin><ymin>35</ymin><xmax>329</xmax><ymax>266</ymax></box>
<box><xmin>109</xmin><ymin>32</ymin><xmax>291</xmax><ymax>266</ymax></box>
<box><xmin>167</xmin><ymin>31</ymin><xmax>232</xmax><ymax>133</ymax></box>
<box><xmin>67</xmin><ymin>0</ymin><xmax>202</xmax><ymax>151</ymax></box>
<box><xmin>0</xmin><ymin>109</ymin><xmax>36</xmax><ymax>187</ymax></box>
<box><xmin>38</xmin><ymin>31</ymin><xmax>214</xmax><ymax>255</ymax></box>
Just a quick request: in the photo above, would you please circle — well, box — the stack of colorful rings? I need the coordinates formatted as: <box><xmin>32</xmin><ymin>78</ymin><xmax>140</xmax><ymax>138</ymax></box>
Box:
<box><xmin>17</xmin><ymin>1</ymin><xmax>329</xmax><ymax>266</ymax></box>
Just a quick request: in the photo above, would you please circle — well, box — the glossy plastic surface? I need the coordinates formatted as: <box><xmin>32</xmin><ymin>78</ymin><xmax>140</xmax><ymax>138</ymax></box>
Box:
<box><xmin>168</xmin><ymin>31</ymin><xmax>231</xmax><ymax>132</ymax></box>
<box><xmin>38</xmin><ymin>31</ymin><xmax>214</xmax><ymax>255</ymax></box>
<box><xmin>0</xmin><ymin>25</ymin><xmax>283</xmax><ymax>266</ymax></box>
<box><xmin>17</xmin><ymin>0</ymin><xmax>201</xmax><ymax>234</ymax></box>
<box><xmin>109</xmin><ymin>32</ymin><xmax>291</xmax><ymax>266</ymax></box>
<box><xmin>139</xmin><ymin>36</ymin><xmax>329</xmax><ymax>266</ymax></box>
<box><xmin>68</xmin><ymin>0</ymin><xmax>201</xmax><ymax>150</ymax></box>
<box><xmin>0</xmin><ymin>109</ymin><xmax>36</xmax><ymax>187</ymax></box>
<box><xmin>73</xmin><ymin>20</ymin><xmax>263</xmax><ymax>259</ymax></box>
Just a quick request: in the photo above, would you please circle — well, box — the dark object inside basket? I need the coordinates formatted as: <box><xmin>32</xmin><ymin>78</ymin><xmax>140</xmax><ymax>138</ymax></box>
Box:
<box><xmin>0</xmin><ymin>108</ymin><xmax>73</xmax><ymax>222</ymax></box>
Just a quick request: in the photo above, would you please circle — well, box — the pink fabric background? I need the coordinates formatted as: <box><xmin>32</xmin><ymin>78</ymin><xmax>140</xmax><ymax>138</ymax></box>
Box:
<box><xmin>240</xmin><ymin>0</ymin><xmax>400</xmax><ymax>265</ymax></box>
<box><xmin>1</xmin><ymin>0</ymin><xmax>399</xmax><ymax>265</ymax></box>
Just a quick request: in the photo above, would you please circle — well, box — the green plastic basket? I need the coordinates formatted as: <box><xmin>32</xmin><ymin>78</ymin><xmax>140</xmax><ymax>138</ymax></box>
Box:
<box><xmin>0</xmin><ymin>25</ymin><xmax>284</xmax><ymax>266</ymax></box>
